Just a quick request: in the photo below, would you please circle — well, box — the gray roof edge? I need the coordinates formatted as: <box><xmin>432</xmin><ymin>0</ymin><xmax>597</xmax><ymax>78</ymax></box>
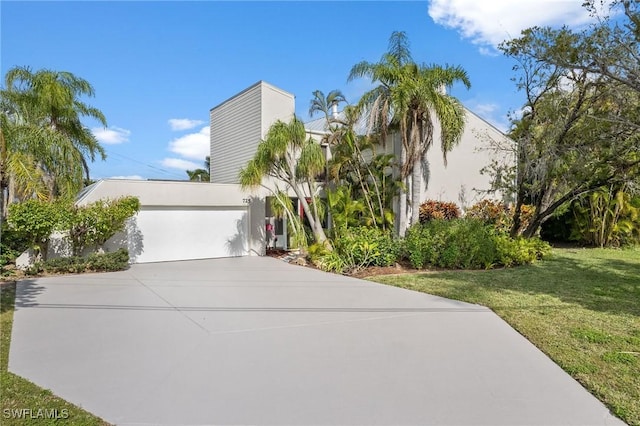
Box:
<box><xmin>75</xmin><ymin>180</ymin><xmax>104</xmax><ymax>205</ymax></box>
<box><xmin>463</xmin><ymin>106</ymin><xmax>512</xmax><ymax>139</ymax></box>
<box><xmin>209</xmin><ymin>80</ymin><xmax>294</xmax><ymax>112</ymax></box>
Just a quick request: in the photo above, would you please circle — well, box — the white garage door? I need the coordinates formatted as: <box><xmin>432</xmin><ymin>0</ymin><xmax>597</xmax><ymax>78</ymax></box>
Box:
<box><xmin>128</xmin><ymin>207</ymin><xmax>249</xmax><ymax>263</ymax></box>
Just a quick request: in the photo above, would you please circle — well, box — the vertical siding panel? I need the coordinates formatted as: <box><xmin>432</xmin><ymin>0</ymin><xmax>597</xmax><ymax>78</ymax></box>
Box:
<box><xmin>210</xmin><ymin>82</ymin><xmax>294</xmax><ymax>184</ymax></box>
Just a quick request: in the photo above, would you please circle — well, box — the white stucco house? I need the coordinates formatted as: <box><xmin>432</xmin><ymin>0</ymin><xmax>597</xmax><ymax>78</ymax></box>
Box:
<box><xmin>209</xmin><ymin>80</ymin><xmax>514</xmax><ymax>248</ymax></box>
<box><xmin>44</xmin><ymin>80</ymin><xmax>511</xmax><ymax>265</ymax></box>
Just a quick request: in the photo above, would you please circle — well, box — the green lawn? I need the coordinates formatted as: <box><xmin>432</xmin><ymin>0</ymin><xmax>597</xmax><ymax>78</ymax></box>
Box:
<box><xmin>0</xmin><ymin>282</ymin><xmax>110</xmax><ymax>425</ymax></box>
<box><xmin>373</xmin><ymin>247</ymin><xmax>640</xmax><ymax>426</ymax></box>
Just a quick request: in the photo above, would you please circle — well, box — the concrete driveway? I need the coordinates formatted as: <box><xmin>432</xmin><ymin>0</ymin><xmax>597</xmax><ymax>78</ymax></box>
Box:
<box><xmin>9</xmin><ymin>256</ymin><xmax>623</xmax><ymax>426</ymax></box>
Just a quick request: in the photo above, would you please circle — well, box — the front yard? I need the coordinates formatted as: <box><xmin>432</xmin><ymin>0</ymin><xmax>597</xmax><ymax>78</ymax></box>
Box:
<box><xmin>373</xmin><ymin>247</ymin><xmax>640</xmax><ymax>426</ymax></box>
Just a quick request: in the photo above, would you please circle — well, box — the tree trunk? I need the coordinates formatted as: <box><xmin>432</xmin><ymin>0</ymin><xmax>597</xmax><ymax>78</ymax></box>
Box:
<box><xmin>410</xmin><ymin>155</ymin><xmax>422</xmax><ymax>227</ymax></box>
<box><xmin>397</xmin><ymin>144</ymin><xmax>409</xmax><ymax>237</ymax></box>
<box><xmin>295</xmin><ymin>188</ymin><xmax>332</xmax><ymax>250</ymax></box>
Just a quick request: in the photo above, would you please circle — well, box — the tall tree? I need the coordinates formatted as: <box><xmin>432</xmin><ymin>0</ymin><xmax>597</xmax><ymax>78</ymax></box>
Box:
<box><xmin>1</xmin><ymin>66</ymin><xmax>107</xmax><ymax>214</ymax></box>
<box><xmin>499</xmin><ymin>25</ymin><xmax>640</xmax><ymax>238</ymax></box>
<box><xmin>239</xmin><ymin>117</ymin><xmax>331</xmax><ymax>249</ymax></box>
<box><xmin>348</xmin><ymin>31</ymin><xmax>470</xmax><ymax>235</ymax></box>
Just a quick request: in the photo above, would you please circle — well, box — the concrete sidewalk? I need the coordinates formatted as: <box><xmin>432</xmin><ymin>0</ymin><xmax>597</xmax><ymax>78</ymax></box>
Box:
<box><xmin>9</xmin><ymin>256</ymin><xmax>624</xmax><ymax>425</ymax></box>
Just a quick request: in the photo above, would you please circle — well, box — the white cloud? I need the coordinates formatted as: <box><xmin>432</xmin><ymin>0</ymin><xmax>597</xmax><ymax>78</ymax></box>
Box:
<box><xmin>472</xmin><ymin>103</ymin><xmax>498</xmax><ymax>117</ymax></box>
<box><xmin>109</xmin><ymin>175</ymin><xmax>144</xmax><ymax>180</ymax></box>
<box><xmin>168</xmin><ymin>118</ymin><xmax>205</xmax><ymax>131</ymax></box>
<box><xmin>92</xmin><ymin>126</ymin><xmax>131</xmax><ymax>144</ymax></box>
<box><xmin>161</xmin><ymin>158</ymin><xmax>201</xmax><ymax>170</ymax></box>
<box><xmin>427</xmin><ymin>0</ymin><xmax>614</xmax><ymax>49</ymax></box>
<box><xmin>168</xmin><ymin>126</ymin><xmax>210</xmax><ymax>160</ymax></box>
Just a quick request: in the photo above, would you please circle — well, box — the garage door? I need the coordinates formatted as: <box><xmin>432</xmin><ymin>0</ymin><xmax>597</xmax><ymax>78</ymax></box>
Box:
<box><xmin>128</xmin><ymin>207</ymin><xmax>249</xmax><ymax>263</ymax></box>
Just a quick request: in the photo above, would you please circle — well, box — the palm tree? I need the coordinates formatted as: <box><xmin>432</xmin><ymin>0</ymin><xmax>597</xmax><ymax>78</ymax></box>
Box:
<box><xmin>186</xmin><ymin>156</ymin><xmax>211</xmax><ymax>181</ymax></box>
<box><xmin>239</xmin><ymin>117</ymin><xmax>331</xmax><ymax>249</ymax></box>
<box><xmin>1</xmin><ymin>66</ymin><xmax>107</xmax><ymax>212</ymax></box>
<box><xmin>348</xmin><ymin>31</ymin><xmax>470</xmax><ymax>235</ymax></box>
<box><xmin>309</xmin><ymin>89</ymin><xmax>347</xmax><ymax>123</ymax></box>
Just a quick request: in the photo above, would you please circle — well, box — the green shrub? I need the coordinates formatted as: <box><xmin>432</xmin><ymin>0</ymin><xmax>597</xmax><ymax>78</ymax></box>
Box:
<box><xmin>310</xmin><ymin>227</ymin><xmax>400</xmax><ymax>274</ymax></box>
<box><xmin>418</xmin><ymin>200</ymin><xmax>461</xmax><ymax>223</ymax></box>
<box><xmin>23</xmin><ymin>262</ymin><xmax>44</xmax><ymax>276</ymax></box>
<box><xmin>7</xmin><ymin>200</ymin><xmax>67</xmax><ymax>258</ymax></box>
<box><xmin>1</xmin><ymin>222</ymin><xmax>30</xmax><ymax>269</ymax></box>
<box><xmin>42</xmin><ymin>256</ymin><xmax>87</xmax><ymax>274</ymax></box>
<box><xmin>21</xmin><ymin>249</ymin><xmax>130</xmax><ymax>276</ymax></box>
<box><xmin>66</xmin><ymin>196</ymin><xmax>140</xmax><ymax>255</ymax></box>
<box><xmin>494</xmin><ymin>234</ymin><xmax>551</xmax><ymax>267</ymax></box>
<box><xmin>86</xmin><ymin>249</ymin><xmax>130</xmax><ymax>272</ymax></box>
<box><xmin>402</xmin><ymin>219</ymin><xmax>551</xmax><ymax>270</ymax></box>
<box><xmin>404</xmin><ymin>219</ymin><xmax>497</xmax><ymax>269</ymax></box>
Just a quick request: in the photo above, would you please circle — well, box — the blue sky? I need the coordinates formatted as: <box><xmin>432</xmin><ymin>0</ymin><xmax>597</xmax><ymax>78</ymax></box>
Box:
<box><xmin>1</xmin><ymin>1</ymin><xmax>606</xmax><ymax>181</ymax></box>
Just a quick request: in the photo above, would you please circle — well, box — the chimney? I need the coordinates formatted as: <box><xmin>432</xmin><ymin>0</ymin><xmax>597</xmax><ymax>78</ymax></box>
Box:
<box><xmin>331</xmin><ymin>102</ymin><xmax>339</xmax><ymax>119</ymax></box>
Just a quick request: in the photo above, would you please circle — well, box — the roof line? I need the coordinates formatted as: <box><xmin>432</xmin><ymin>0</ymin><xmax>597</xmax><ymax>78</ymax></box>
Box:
<box><xmin>463</xmin><ymin>106</ymin><xmax>511</xmax><ymax>137</ymax></box>
<box><xmin>209</xmin><ymin>81</ymin><xmax>295</xmax><ymax>112</ymax></box>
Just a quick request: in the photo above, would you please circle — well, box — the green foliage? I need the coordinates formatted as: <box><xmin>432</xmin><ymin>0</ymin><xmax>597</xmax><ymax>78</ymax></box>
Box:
<box><xmin>41</xmin><ymin>256</ymin><xmax>86</xmax><ymax>274</ymax></box>
<box><xmin>493</xmin><ymin>234</ymin><xmax>552</xmax><ymax>267</ymax></box>
<box><xmin>570</xmin><ymin>187</ymin><xmax>640</xmax><ymax>247</ymax></box>
<box><xmin>404</xmin><ymin>219</ymin><xmax>498</xmax><ymax>269</ymax></box>
<box><xmin>7</xmin><ymin>197</ymin><xmax>139</xmax><ymax>259</ymax></box>
<box><xmin>403</xmin><ymin>218</ymin><xmax>551</xmax><ymax>269</ymax></box>
<box><xmin>24</xmin><ymin>249</ymin><xmax>130</xmax><ymax>276</ymax></box>
<box><xmin>496</xmin><ymin>10</ymin><xmax>640</xmax><ymax>238</ymax></box>
<box><xmin>310</xmin><ymin>227</ymin><xmax>400</xmax><ymax>274</ymax></box>
<box><xmin>66</xmin><ymin>196</ymin><xmax>140</xmax><ymax>255</ymax></box>
<box><xmin>239</xmin><ymin>117</ymin><xmax>330</xmax><ymax>248</ymax></box>
<box><xmin>326</xmin><ymin>186</ymin><xmax>367</xmax><ymax>231</ymax></box>
<box><xmin>349</xmin><ymin>31</ymin><xmax>471</xmax><ymax>232</ymax></box>
<box><xmin>418</xmin><ymin>200</ymin><xmax>461</xmax><ymax>222</ymax></box>
<box><xmin>0</xmin><ymin>222</ymin><xmax>29</xmax><ymax>270</ymax></box>
<box><xmin>6</xmin><ymin>199</ymin><xmax>67</xmax><ymax>257</ymax></box>
<box><xmin>541</xmin><ymin>187</ymin><xmax>640</xmax><ymax>247</ymax></box>
<box><xmin>1</xmin><ymin>66</ymin><xmax>107</xmax><ymax>204</ymax></box>
<box><xmin>85</xmin><ymin>248</ymin><xmax>130</xmax><ymax>272</ymax></box>
<box><xmin>325</xmin><ymin>116</ymin><xmax>398</xmax><ymax>231</ymax></box>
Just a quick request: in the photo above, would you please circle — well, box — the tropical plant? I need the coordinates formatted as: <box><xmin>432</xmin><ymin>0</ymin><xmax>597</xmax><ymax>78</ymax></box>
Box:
<box><xmin>348</xmin><ymin>31</ymin><xmax>471</xmax><ymax>236</ymax></box>
<box><xmin>239</xmin><ymin>117</ymin><xmax>330</xmax><ymax>249</ymax></box>
<box><xmin>309</xmin><ymin>89</ymin><xmax>346</xmax><ymax>124</ymax></box>
<box><xmin>1</xmin><ymin>66</ymin><xmax>107</xmax><ymax>214</ymax></box>
<box><xmin>186</xmin><ymin>156</ymin><xmax>210</xmax><ymax>181</ymax></box>
<box><xmin>310</xmin><ymin>226</ymin><xmax>399</xmax><ymax>274</ymax></box>
<box><xmin>324</xmin><ymin>106</ymin><xmax>398</xmax><ymax>230</ymax></box>
<box><xmin>465</xmin><ymin>200</ymin><xmax>534</xmax><ymax>235</ymax></box>
<box><xmin>418</xmin><ymin>200</ymin><xmax>461</xmax><ymax>222</ymax></box>
<box><xmin>570</xmin><ymin>185</ymin><xmax>640</xmax><ymax>247</ymax></box>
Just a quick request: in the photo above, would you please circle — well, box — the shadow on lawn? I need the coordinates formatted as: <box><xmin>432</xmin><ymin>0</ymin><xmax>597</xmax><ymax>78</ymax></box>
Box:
<box><xmin>408</xmin><ymin>252</ymin><xmax>640</xmax><ymax>318</ymax></box>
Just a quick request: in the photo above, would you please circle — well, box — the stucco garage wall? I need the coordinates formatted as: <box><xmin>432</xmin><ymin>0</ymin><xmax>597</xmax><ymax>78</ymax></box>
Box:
<box><xmin>77</xmin><ymin>180</ymin><xmax>253</xmax><ymax>263</ymax></box>
<box><xmin>128</xmin><ymin>207</ymin><xmax>248</xmax><ymax>263</ymax></box>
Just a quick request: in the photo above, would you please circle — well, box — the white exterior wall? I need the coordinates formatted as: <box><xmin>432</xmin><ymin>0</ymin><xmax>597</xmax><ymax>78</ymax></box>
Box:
<box><xmin>70</xmin><ymin>179</ymin><xmax>254</xmax><ymax>263</ymax></box>
<box><xmin>421</xmin><ymin>109</ymin><xmax>513</xmax><ymax>209</ymax></box>
<box><xmin>210</xmin><ymin>81</ymin><xmax>294</xmax><ymax>185</ymax></box>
